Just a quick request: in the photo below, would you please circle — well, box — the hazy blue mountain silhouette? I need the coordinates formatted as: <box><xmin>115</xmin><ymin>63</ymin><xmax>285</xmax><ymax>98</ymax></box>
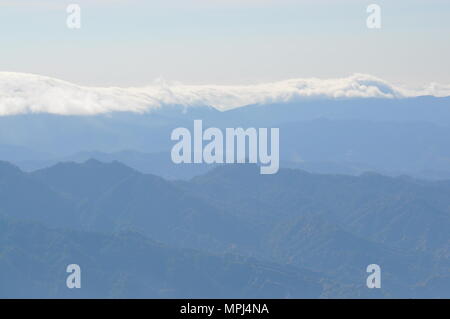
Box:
<box><xmin>185</xmin><ymin>165</ymin><xmax>450</xmax><ymax>256</ymax></box>
<box><xmin>0</xmin><ymin>161</ymin><xmax>77</xmax><ymax>228</ymax></box>
<box><xmin>31</xmin><ymin>159</ymin><xmax>259</xmax><ymax>252</ymax></box>
<box><xmin>181</xmin><ymin>165</ymin><xmax>450</xmax><ymax>296</ymax></box>
<box><xmin>219</xmin><ymin>96</ymin><xmax>450</xmax><ymax>126</ymax></box>
<box><xmin>20</xmin><ymin>150</ymin><xmax>214</xmax><ymax>180</ymax></box>
<box><xmin>1</xmin><ymin>96</ymin><xmax>450</xmax><ymax>179</ymax></box>
<box><xmin>0</xmin><ymin>160</ymin><xmax>449</xmax><ymax>297</ymax></box>
<box><xmin>0</xmin><ymin>217</ymin><xmax>329</xmax><ymax>298</ymax></box>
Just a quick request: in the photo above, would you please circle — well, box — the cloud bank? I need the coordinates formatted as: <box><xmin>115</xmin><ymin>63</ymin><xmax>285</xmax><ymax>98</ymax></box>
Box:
<box><xmin>0</xmin><ymin>72</ymin><xmax>449</xmax><ymax>116</ymax></box>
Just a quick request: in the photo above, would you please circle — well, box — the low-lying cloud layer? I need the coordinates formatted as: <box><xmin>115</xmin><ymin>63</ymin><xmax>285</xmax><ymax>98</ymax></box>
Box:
<box><xmin>1</xmin><ymin>72</ymin><xmax>449</xmax><ymax>116</ymax></box>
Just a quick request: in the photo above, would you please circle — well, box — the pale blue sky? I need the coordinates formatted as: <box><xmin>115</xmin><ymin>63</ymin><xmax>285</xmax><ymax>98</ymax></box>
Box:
<box><xmin>1</xmin><ymin>0</ymin><xmax>449</xmax><ymax>87</ymax></box>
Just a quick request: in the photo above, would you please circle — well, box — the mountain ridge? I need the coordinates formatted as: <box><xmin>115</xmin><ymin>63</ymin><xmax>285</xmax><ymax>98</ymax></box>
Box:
<box><xmin>0</xmin><ymin>159</ymin><xmax>448</xmax><ymax>297</ymax></box>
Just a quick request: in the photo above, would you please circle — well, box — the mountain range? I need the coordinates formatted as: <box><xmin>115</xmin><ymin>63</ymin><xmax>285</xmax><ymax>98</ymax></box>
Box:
<box><xmin>0</xmin><ymin>160</ymin><xmax>448</xmax><ymax>298</ymax></box>
<box><xmin>1</xmin><ymin>94</ymin><xmax>450</xmax><ymax>180</ymax></box>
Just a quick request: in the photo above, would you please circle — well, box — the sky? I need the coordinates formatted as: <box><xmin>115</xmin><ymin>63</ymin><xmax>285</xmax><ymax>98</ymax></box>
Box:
<box><xmin>1</xmin><ymin>0</ymin><xmax>450</xmax><ymax>88</ymax></box>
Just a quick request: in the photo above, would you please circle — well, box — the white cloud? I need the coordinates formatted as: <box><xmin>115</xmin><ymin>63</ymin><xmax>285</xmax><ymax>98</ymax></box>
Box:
<box><xmin>0</xmin><ymin>72</ymin><xmax>449</xmax><ymax>116</ymax></box>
